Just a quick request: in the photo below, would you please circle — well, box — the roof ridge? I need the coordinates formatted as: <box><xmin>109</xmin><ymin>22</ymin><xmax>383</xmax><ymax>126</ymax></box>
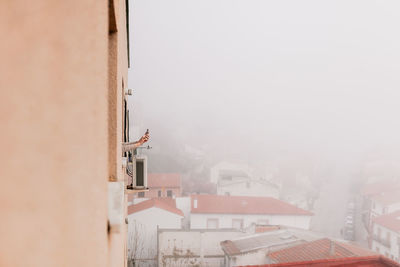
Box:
<box><xmin>334</xmin><ymin>241</ymin><xmax>359</xmax><ymax>256</ymax></box>
<box><xmin>128</xmin><ymin>198</ymin><xmax>184</xmax><ymax>216</ymax></box>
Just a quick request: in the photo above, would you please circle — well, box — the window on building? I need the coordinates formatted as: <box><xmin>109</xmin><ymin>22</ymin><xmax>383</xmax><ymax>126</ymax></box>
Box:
<box><xmin>378</xmin><ymin>227</ymin><xmax>381</xmax><ymax>238</ymax></box>
<box><xmin>158</xmin><ymin>190</ymin><xmax>162</xmax><ymax>197</ymax></box>
<box><xmin>387</xmin><ymin>232</ymin><xmax>391</xmax><ymax>243</ymax></box>
<box><xmin>167</xmin><ymin>190</ymin><xmax>173</xmax><ymax>197</ymax></box>
<box><xmin>232</xmin><ymin>219</ymin><xmax>243</xmax><ymax>229</ymax></box>
<box><xmin>138</xmin><ymin>192</ymin><xmax>145</xmax><ymax>198</ymax></box>
<box><xmin>207</xmin><ymin>218</ymin><xmax>219</xmax><ymax>229</ymax></box>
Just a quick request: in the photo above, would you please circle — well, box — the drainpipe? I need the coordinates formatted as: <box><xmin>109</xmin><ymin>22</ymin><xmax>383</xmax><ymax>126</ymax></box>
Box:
<box><xmin>329</xmin><ymin>240</ymin><xmax>335</xmax><ymax>256</ymax></box>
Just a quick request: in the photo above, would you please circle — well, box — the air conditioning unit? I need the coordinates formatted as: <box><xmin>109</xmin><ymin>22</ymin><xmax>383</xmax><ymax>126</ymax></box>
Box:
<box><xmin>133</xmin><ymin>155</ymin><xmax>148</xmax><ymax>189</ymax></box>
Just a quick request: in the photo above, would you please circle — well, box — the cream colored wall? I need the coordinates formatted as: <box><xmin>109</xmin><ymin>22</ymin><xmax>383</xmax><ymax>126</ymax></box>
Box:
<box><xmin>158</xmin><ymin>230</ymin><xmax>247</xmax><ymax>267</ymax></box>
<box><xmin>127</xmin><ymin>208</ymin><xmax>183</xmax><ymax>263</ymax></box>
<box><xmin>233</xmin><ymin>250</ymin><xmax>268</xmax><ymax>267</ymax></box>
<box><xmin>372</xmin><ymin>224</ymin><xmax>400</xmax><ymax>262</ymax></box>
<box><xmin>190</xmin><ymin>213</ymin><xmax>312</xmax><ymax>230</ymax></box>
<box><xmin>0</xmin><ymin>1</ymin><xmax>129</xmax><ymax>267</ymax></box>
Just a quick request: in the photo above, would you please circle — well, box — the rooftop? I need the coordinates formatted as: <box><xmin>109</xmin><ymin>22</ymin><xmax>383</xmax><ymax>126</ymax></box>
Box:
<box><xmin>267</xmin><ymin>238</ymin><xmax>377</xmax><ymax>264</ymax></box>
<box><xmin>240</xmin><ymin>255</ymin><xmax>400</xmax><ymax>267</ymax></box>
<box><xmin>373</xmin><ymin>210</ymin><xmax>400</xmax><ymax>233</ymax></box>
<box><xmin>191</xmin><ymin>195</ymin><xmax>313</xmax><ymax>216</ymax></box>
<box><xmin>127</xmin><ymin>198</ymin><xmax>184</xmax><ymax>217</ymax></box>
<box><xmin>221</xmin><ymin>227</ymin><xmax>323</xmax><ymax>256</ymax></box>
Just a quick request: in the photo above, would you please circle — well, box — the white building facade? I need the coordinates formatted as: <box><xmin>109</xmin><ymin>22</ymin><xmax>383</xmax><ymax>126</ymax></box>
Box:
<box><xmin>210</xmin><ymin>161</ymin><xmax>253</xmax><ymax>184</ymax></box>
<box><xmin>371</xmin><ymin>211</ymin><xmax>400</xmax><ymax>263</ymax></box>
<box><xmin>190</xmin><ymin>195</ymin><xmax>313</xmax><ymax>230</ymax></box>
<box><xmin>190</xmin><ymin>213</ymin><xmax>311</xmax><ymax>230</ymax></box>
<box><xmin>371</xmin><ymin>198</ymin><xmax>400</xmax><ymax>217</ymax></box>
<box><xmin>127</xmin><ymin>199</ymin><xmax>183</xmax><ymax>266</ymax></box>
<box><xmin>217</xmin><ymin>178</ymin><xmax>280</xmax><ymax>198</ymax></box>
<box><xmin>158</xmin><ymin>229</ymin><xmax>247</xmax><ymax>267</ymax></box>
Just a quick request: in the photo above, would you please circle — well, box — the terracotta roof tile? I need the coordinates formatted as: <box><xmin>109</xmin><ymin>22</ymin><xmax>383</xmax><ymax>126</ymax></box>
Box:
<box><xmin>267</xmin><ymin>238</ymin><xmax>377</xmax><ymax>264</ymax></box>
<box><xmin>373</xmin><ymin>211</ymin><xmax>400</xmax><ymax>233</ymax></box>
<box><xmin>148</xmin><ymin>173</ymin><xmax>181</xmax><ymax>188</ymax></box>
<box><xmin>127</xmin><ymin>198</ymin><xmax>184</xmax><ymax>216</ymax></box>
<box><xmin>191</xmin><ymin>195</ymin><xmax>313</xmax><ymax>216</ymax></box>
<box><xmin>240</xmin><ymin>255</ymin><xmax>400</xmax><ymax>267</ymax></box>
<box><xmin>220</xmin><ymin>240</ymin><xmax>241</xmax><ymax>255</ymax></box>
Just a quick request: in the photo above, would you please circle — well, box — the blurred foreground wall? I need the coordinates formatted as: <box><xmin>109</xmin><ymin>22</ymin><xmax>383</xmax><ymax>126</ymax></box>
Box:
<box><xmin>0</xmin><ymin>1</ymin><xmax>129</xmax><ymax>266</ymax></box>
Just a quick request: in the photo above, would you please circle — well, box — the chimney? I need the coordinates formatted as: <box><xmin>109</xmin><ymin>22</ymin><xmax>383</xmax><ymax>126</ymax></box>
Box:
<box><xmin>329</xmin><ymin>240</ymin><xmax>335</xmax><ymax>256</ymax></box>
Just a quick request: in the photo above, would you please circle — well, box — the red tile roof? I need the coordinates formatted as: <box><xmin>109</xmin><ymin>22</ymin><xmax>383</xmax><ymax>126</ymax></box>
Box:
<box><xmin>148</xmin><ymin>173</ymin><xmax>181</xmax><ymax>188</ymax></box>
<box><xmin>127</xmin><ymin>198</ymin><xmax>184</xmax><ymax>217</ymax></box>
<box><xmin>373</xmin><ymin>211</ymin><xmax>400</xmax><ymax>233</ymax></box>
<box><xmin>267</xmin><ymin>238</ymin><xmax>376</xmax><ymax>264</ymax></box>
<box><xmin>156</xmin><ymin>197</ymin><xmax>177</xmax><ymax>207</ymax></box>
<box><xmin>191</xmin><ymin>195</ymin><xmax>313</xmax><ymax>216</ymax></box>
<box><xmin>240</xmin><ymin>255</ymin><xmax>400</xmax><ymax>267</ymax></box>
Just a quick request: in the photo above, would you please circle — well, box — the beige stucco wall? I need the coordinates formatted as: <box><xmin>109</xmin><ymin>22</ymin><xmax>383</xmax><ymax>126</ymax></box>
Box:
<box><xmin>108</xmin><ymin>0</ymin><xmax>129</xmax><ymax>266</ymax></box>
<box><xmin>0</xmin><ymin>1</ymin><xmax>129</xmax><ymax>267</ymax></box>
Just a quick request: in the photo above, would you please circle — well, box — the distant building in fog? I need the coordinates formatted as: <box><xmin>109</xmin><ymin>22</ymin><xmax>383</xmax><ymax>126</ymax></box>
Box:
<box><xmin>136</xmin><ymin>173</ymin><xmax>182</xmax><ymax>198</ymax></box>
<box><xmin>218</xmin><ymin>177</ymin><xmax>280</xmax><ymax>198</ymax></box>
<box><xmin>190</xmin><ymin>195</ymin><xmax>313</xmax><ymax>230</ymax></box>
<box><xmin>211</xmin><ymin>161</ymin><xmax>280</xmax><ymax>198</ymax></box>
<box><xmin>370</xmin><ymin>190</ymin><xmax>400</xmax><ymax>218</ymax></box>
<box><xmin>361</xmin><ymin>181</ymin><xmax>400</xmax><ymax>233</ymax></box>
<box><xmin>210</xmin><ymin>161</ymin><xmax>253</xmax><ymax>184</ymax></box>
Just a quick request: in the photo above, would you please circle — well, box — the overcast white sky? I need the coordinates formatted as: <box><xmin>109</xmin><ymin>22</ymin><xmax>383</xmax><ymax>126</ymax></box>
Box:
<box><xmin>128</xmin><ymin>0</ymin><xmax>400</xmax><ymax>166</ymax></box>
